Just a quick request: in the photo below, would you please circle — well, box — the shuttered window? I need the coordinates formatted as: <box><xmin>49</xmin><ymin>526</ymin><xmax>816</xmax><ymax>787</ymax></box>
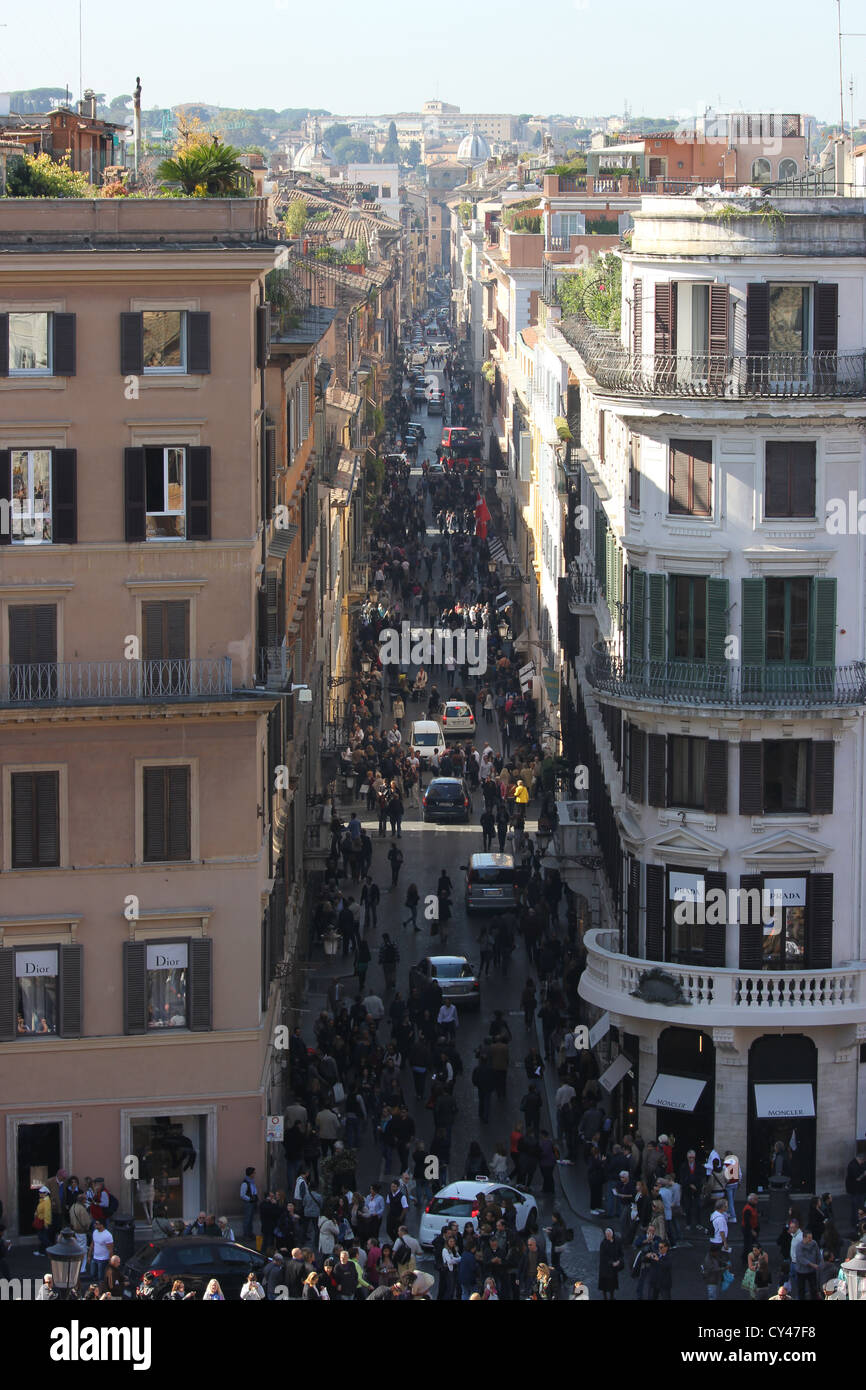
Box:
<box><xmin>632</xmin><ymin>279</ymin><xmax>642</xmax><ymax>361</ymax></box>
<box><xmin>627</xmin><ymin>724</ymin><xmax>646</xmax><ymax>802</ymax></box>
<box><xmin>671</xmin><ymin>575</ymin><xmax>706</xmax><ymax>660</ymax></box>
<box><xmin>743</xmin><ymin>577</ymin><xmax>836</xmax><ymax>670</ymax></box>
<box><xmin>627</xmin><ymin>858</ymin><xmax>641</xmax><ymax>957</ymax></box>
<box><xmin>739</xmin><ymin>739</ymin><xmax>834</xmax><ymax>816</ymax></box>
<box><xmin>630</xmin><ymin>569</ymin><xmax>646</xmax><ymax>661</ymax></box>
<box><xmin>668</xmin><ymin>736</ymin><xmax>706</xmax><ymax>809</ymax></box>
<box><xmin>647</xmin><ymin>733</ymin><xmax>666</xmax><ymax>807</ymax></box>
<box><xmin>123</xmin><ymin>937</ymin><xmax>212</xmax><ymax>1034</ymax></box>
<box><xmin>628</xmin><ymin>433</ymin><xmax>640</xmax><ymax>511</ymax></box>
<box><xmin>645</xmin><ymin>864</ymin><xmax>665</xmax><ymax>962</ymax></box>
<box><xmin>648</xmin><ymin>573</ymin><xmax>666</xmax><ymax>662</ymax></box>
<box><xmin>669</xmin><ymin>439</ymin><xmax>712</xmax><ymax>517</ymax></box>
<box><xmin>143</xmin><ymin>766</ymin><xmax>191</xmax><ymax>862</ymax></box>
<box><xmin>0</xmin><ymin>312</ymin><xmax>73</xmax><ymax>375</ymax></box>
<box><xmin>11</xmin><ymin>771</ymin><xmax>60</xmax><ymax>868</ymax></box>
<box><xmin>765</xmin><ymin>442</ymin><xmax>816</xmax><ymax>518</ymax></box>
<box><xmin>9</xmin><ymin>604</ymin><xmax>57</xmax><ymax>701</ymax></box>
<box><xmin>142</xmin><ymin>601</ymin><xmax>190</xmax><ymax>661</ymax></box>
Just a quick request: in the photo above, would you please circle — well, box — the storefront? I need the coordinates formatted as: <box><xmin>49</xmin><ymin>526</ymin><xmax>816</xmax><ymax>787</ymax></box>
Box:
<box><xmin>647</xmin><ymin>1026</ymin><xmax>716</xmax><ymax>1171</ymax></box>
<box><xmin>747</xmin><ymin>1034</ymin><xmax>816</xmax><ymax>1193</ymax></box>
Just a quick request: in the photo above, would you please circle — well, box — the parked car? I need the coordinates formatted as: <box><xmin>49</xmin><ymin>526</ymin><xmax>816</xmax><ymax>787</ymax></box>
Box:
<box><xmin>441</xmin><ymin>700</ymin><xmax>475</xmax><ymax>734</ymax></box>
<box><xmin>123</xmin><ymin>1236</ymin><xmax>267</xmax><ymax>1300</ymax></box>
<box><xmin>418</xmin><ymin>1182</ymin><xmax>538</xmax><ymax>1247</ymax></box>
<box><xmin>422</xmin><ymin>776</ymin><xmax>472</xmax><ymax>822</ymax></box>
<box><xmin>408</xmin><ymin>955</ymin><xmax>481</xmax><ymax>1008</ymax></box>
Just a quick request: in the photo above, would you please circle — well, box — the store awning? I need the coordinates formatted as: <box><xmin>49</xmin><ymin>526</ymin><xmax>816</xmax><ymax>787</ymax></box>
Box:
<box><xmin>599</xmin><ymin>1053</ymin><xmax>633</xmax><ymax>1093</ymax></box>
<box><xmin>753</xmin><ymin>1083</ymin><xmax>815</xmax><ymax>1119</ymax></box>
<box><xmin>645</xmin><ymin>1073</ymin><xmax>707</xmax><ymax>1112</ymax></box>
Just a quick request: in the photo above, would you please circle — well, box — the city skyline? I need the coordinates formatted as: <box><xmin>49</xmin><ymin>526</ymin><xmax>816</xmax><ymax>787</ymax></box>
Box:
<box><xmin>1</xmin><ymin>0</ymin><xmax>862</xmax><ymax>125</ymax></box>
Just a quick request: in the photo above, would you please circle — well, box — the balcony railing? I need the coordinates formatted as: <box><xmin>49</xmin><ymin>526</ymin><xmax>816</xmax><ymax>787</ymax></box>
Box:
<box><xmin>581</xmin><ymin>928</ymin><xmax>866</xmax><ymax>1025</ymax></box>
<box><xmin>0</xmin><ymin>659</ymin><xmax>233</xmax><ymax>706</ymax></box>
<box><xmin>561</xmin><ymin>317</ymin><xmax>866</xmax><ymax>399</ymax></box>
<box><xmin>587</xmin><ymin>644</ymin><xmax>866</xmax><ymax>710</ymax></box>
<box><xmin>567</xmin><ymin>565</ymin><xmax>600</xmax><ymax>611</ymax></box>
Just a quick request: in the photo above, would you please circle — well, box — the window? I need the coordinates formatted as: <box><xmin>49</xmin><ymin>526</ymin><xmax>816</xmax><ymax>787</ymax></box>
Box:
<box><xmin>16</xmin><ymin>948</ymin><xmax>59</xmax><ymax>1034</ymax></box>
<box><xmin>380</xmin><ymin>185</ymin><xmax>391</xmax><ymax>199</ymax></box>
<box><xmin>144</xmin><ymin>447</ymin><xmax>186</xmax><ymax>539</ymax></box>
<box><xmin>143</xmin><ymin>765</ymin><xmax>191</xmax><ymax>862</ymax></box>
<box><xmin>751</xmin><ymin>157</ymin><xmax>772</xmax><ymax>182</ymax></box>
<box><xmin>765</xmin><ymin>577</ymin><xmax>810</xmax><ymax>663</ymax></box>
<box><xmin>769</xmin><ymin>285</ymin><xmax>811</xmax><ymax>355</ymax></box>
<box><xmin>145</xmin><ymin>942</ymin><xmax>188</xmax><ymax>1030</ymax></box>
<box><xmin>8</xmin><ymin>312</ymin><xmax>50</xmax><ymax>374</ymax></box>
<box><xmin>778</xmin><ymin>158</ymin><xmax>799</xmax><ymax>180</ymax></box>
<box><xmin>668</xmin><ymin>736</ymin><xmax>707</xmax><ymax>808</ymax></box>
<box><xmin>9</xmin><ymin>604</ymin><xmax>57</xmax><ymax>700</ymax></box>
<box><xmin>762</xmin><ymin>740</ymin><xmax>808</xmax><ymax>812</ymax></box>
<box><xmin>11</xmin><ymin>771</ymin><xmax>60</xmax><ymax>868</ymax></box>
<box><xmin>739</xmin><ymin>740</ymin><xmax>834</xmax><ymax>817</ymax></box>
<box><xmin>671</xmin><ymin>575</ymin><xmax>707</xmax><ymax>660</ymax></box>
<box><xmin>669</xmin><ymin>439</ymin><xmax>712</xmax><ymax>517</ymax></box>
<box><xmin>10</xmin><ymin>450</ymin><xmax>52</xmax><ymax>542</ymax></box>
<box><xmin>764</xmin><ymin>442</ymin><xmax>816</xmax><ymax>518</ymax></box>
<box><xmin>142</xmin><ymin>310</ymin><xmax>185</xmax><ymax>372</ymax></box>
<box><xmin>628</xmin><ymin>434</ymin><xmax>640</xmax><ymax>511</ymax></box>
<box><xmin>142</xmin><ymin>601</ymin><xmax>190</xmax><ymax>662</ymax></box>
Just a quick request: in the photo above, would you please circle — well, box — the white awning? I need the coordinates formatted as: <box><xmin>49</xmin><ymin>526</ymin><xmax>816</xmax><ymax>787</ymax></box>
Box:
<box><xmin>753</xmin><ymin>1083</ymin><xmax>815</xmax><ymax>1119</ymax></box>
<box><xmin>599</xmin><ymin>1053</ymin><xmax>633</xmax><ymax>1093</ymax></box>
<box><xmin>645</xmin><ymin>1073</ymin><xmax>707</xmax><ymax>1112</ymax></box>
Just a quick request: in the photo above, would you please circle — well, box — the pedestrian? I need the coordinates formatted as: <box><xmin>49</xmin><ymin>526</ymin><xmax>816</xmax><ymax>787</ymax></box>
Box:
<box><xmin>598</xmin><ymin>1227</ymin><xmax>624</xmax><ymax>1301</ymax></box>
<box><xmin>741</xmin><ymin>1192</ymin><xmax>760</xmax><ymax>1264</ymax></box>
<box><xmin>239</xmin><ymin>1167</ymin><xmax>258</xmax><ymax>1240</ymax></box>
<box><xmin>361</xmin><ymin>876</ymin><xmax>380</xmax><ymax>931</ymax></box>
<box><xmin>379</xmin><ymin>934</ymin><xmax>399</xmax><ymax>990</ymax></box>
<box><xmin>387</xmin><ymin>842</ymin><xmax>404</xmax><ymax>888</ymax></box>
<box><xmin>437</xmin><ymin>999</ymin><xmax>458</xmax><ymax>1040</ymax></box>
<box><xmin>520</xmin><ymin>978</ymin><xmax>537</xmax><ymax>1029</ymax></box>
<box><xmin>403</xmin><ymin>882</ymin><xmax>420</xmax><ymax>930</ymax></box>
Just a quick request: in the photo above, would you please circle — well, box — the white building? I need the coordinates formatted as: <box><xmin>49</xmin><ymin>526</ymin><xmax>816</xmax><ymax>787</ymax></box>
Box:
<box><xmin>551</xmin><ymin>193</ymin><xmax>866</xmax><ymax>1195</ymax></box>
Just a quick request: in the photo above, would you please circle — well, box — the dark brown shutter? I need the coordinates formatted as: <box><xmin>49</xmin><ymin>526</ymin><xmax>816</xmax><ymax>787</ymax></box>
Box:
<box><xmin>256</xmin><ymin>304</ymin><xmax>270</xmax><ymax>369</ymax></box>
<box><xmin>708</xmin><ymin>284</ymin><xmax>729</xmax><ymax>384</ymax></box>
<box><xmin>739</xmin><ymin>742</ymin><xmax>763</xmax><ymax>815</ymax></box>
<box><xmin>142</xmin><ymin>602</ymin><xmax>163</xmax><ymax>662</ymax></box>
<box><xmin>52</xmin><ymin>313</ymin><xmax>76</xmax><ymax>376</ymax></box>
<box><xmin>0</xmin><ymin>447</ymin><xmax>10</xmax><ymax>548</ymax></box>
<box><xmin>124</xmin><ymin>447</ymin><xmax>146</xmax><ymax>542</ymax></box>
<box><xmin>669</xmin><ymin>443</ymin><xmax>690</xmax><ymax>513</ymax></box>
<box><xmin>143</xmin><ymin>602</ymin><xmax>189</xmax><ymax>661</ymax></box>
<box><xmin>704</xmin><ymin>740</ymin><xmax>728</xmax><ymax>814</ymax></box>
<box><xmin>167</xmin><ymin>766</ymin><xmax>191</xmax><ymax>861</ymax></box>
<box><xmin>52</xmin><ymin>449</ymin><xmax>77</xmax><ymax>543</ymax></box>
<box><xmin>628</xmin><ymin>725</ymin><xmax>646</xmax><ymax>802</ymax></box>
<box><xmin>703</xmin><ymin>870</ymin><xmax>727</xmax><ymax>967</ymax></box>
<box><xmin>790</xmin><ymin>442</ymin><xmax>816</xmax><ymax>517</ymax></box>
<box><xmin>764</xmin><ymin>444</ymin><xmax>790</xmax><ymax>517</ymax></box>
<box><xmin>37</xmin><ymin>772</ymin><xmax>60</xmax><ymax>865</ymax></box>
<box><xmin>645</xmin><ymin>864</ymin><xmax>665</xmax><ymax>962</ymax></box>
<box><xmin>738</xmin><ymin>875</ymin><xmax>764</xmax><ymax>970</ymax></box>
<box><xmin>654</xmin><ymin>282</ymin><xmax>673</xmax><ymax>354</ymax></box>
<box><xmin>189</xmin><ymin>937</ymin><xmax>213</xmax><ymax>1030</ymax></box>
<box><xmin>11</xmin><ymin>773</ymin><xmax>35</xmax><ymax>868</ymax></box>
<box><xmin>813</xmin><ymin>284</ymin><xmax>838</xmax><ymax>354</ymax></box>
<box><xmin>0</xmin><ymin>314</ymin><xmax>8</xmax><ymax>376</ymax></box>
<box><xmin>809</xmin><ymin>742</ymin><xmax>834</xmax><ymax>815</ymax></box>
<box><xmin>143</xmin><ymin>767</ymin><xmax>166</xmax><ymax>861</ymax></box>
<box><xmin>186</xmin><ymin>446</ymin><xmax>211</xmax><ymax>540</ymax></box>
<box><xmin>187</xmin><ymin>311</ymin><xmax>211</xmax><ymax>373</ymax></box>
<box><xmin>0</xmin><ymin>948</ymin><xmax>15</xmax><ymax>1041</ymax></box>
<box><xmin>632</xmin><ymin>278</ymin><xmax>642</xmax><ymax>360</ymax></box>
<box><xmin>805</xmin><ymin>874</ymin><xmax>833</xmax><ymax>969</ymax></box>
<box><xmin>14</xmin><ymin>771</ymin><xmax>60</xmax><ymax>868</ymax></box>
<box><xmin>123</xmin><ymin>941</ymin><xmax>147</xmax><ymax>1035</ymax></box>
<box><xmin>265</xmin><ymin>424</ymin><xmax>277</xmax><ymax>521</ymax></box>
<box><xmin>120</xmin><ymin>312</ymin><xmax>144</xmax><ymax>376</ymax></box>
<box><xmin>627</xmin><ymin>858</ymin><xmax>641</xmax><ymax>957</ymax></box>
<box><xmin>746</xmin><ymin>283</ymin><xmax>770</xmax><ymax>356</ymax></box>
<box><xmin>59</xmin><ymin>944</ymin><xmax>83</xmax><ymax>1037</ymax></box>
<box><xmin>691</xmin><ymin>440</ymin><xmax>713</xmax><ymax>516</ymax></box>
<box><xmin>647</xmin><ymin>734</ymin><xmax>666</xmax><ymax>807</ymax></box>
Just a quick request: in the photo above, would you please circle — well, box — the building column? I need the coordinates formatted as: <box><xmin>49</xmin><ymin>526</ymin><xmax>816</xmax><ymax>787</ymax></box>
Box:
<box><xmin>712</xmin><ymin>1028</ymin><xmax>748</xmax><ymax>1167</ymax></box>
<box><xmin>817</xmin><ymin>1036</ymin><xmax>858</xmax><ymax>1193</ymax></box>
<box><xmin>637</xmin><ymin>1030</ymin><xmax>659</xmax><ymax>1140</ymax></box>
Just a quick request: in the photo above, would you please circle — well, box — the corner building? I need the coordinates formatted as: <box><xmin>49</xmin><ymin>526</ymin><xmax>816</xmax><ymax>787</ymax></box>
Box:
<box><xmin>564</xmin><ymin>194</ymin><xmax>866</xmax><ymax>1193</ymax></box>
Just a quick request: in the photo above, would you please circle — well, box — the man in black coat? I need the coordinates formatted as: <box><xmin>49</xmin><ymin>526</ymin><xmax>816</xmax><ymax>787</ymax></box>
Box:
<box><xmin>283</xmin><ymin>1249</ymin><xmax>307</xmax><ymax>1300</ymax></box>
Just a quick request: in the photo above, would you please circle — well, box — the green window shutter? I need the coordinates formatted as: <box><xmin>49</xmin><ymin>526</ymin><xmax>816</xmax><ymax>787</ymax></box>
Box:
<box><xmin>811</xmin><ymin>577</ymin><xmax>836</xmax><ymax>666</ymax></box>
<box><xmin>809</xmin><ymin>742</ymin><xmax>835</xmax><ymax>815</ymax></box>
<box><xmin>648</xmin><ymin>574</ymin><xmax>666</xmax><ymax>662</ymax></box>
<box><xmin>706</xmin><ymin>578</ymin><xmax>728</xmax><ymax>664</ymax></box>
<box><xmin>703</xmin><ymin>740</ymin><xmax>729</xmax><ymax>814</ymax></box>
<box><xmin>741</xmin><ymin>578</ymin><xmax>765</xmax><ymax>666</ymax></box>
<box><xmin>630</xmin><ymin>570</ymin><xmax>646</xmax><ymax>661</ymax></box>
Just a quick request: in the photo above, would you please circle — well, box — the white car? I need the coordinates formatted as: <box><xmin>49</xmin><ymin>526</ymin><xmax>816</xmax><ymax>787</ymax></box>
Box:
<box><xmin>441</xmin><ymin>699</ymin><xmax>475</xmax><ymax>734</ymax></box>
<box><xmin>409</xmin><ymin>719</ymin><xmax>446</xmax><ymax>764</ymax></box>
<box><xmin>418</xmin><ymin>1182</ymin><xmax>539</xmax><ymax>1248</ymax></box>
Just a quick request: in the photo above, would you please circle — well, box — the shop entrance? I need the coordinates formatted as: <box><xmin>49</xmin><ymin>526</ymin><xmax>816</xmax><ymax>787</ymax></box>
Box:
<box><xmin>654</xmin><ymin>1027</ymin><xmax>716</xmax><ymax>1172</ymax></box>
<box><xmin>130</xmin><ymin>1115</ymin><xmax>205</xmax><ymax>1222</ymax></box>
<box><xmin>747</xmin><ymin>1035</ymin><xmax>816</xmax><ymax>1193</ymax></box>
<box><xmin>16</xmin><ymin>1121</ymin><xmax>61</xmax><ymax>1234</ymax></box>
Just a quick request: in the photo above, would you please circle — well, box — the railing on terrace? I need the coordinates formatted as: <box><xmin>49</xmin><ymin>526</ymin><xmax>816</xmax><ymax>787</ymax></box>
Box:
<box><xmin>587</xmin><ymin>643</ymin><xmax>866</xmax><ymax>709</ymax></box>
<box><xmin>567</xmin><ymin>566</ymin><xmax>600</xmax><ymax>611</ymax></box>
<box><xmin>562</xmin><ymin>317</ymin><xmax>866</xmax><ymax>398</ymax></box>
<box><xmin>585</xmin><ymin>928</ymin><xmax>865</xmax><ymax>1015</ymax></box>
<box><xmin>0</xmin><ymin>659</ymin><xmax>233</xmax><ymax>705</ymax></box>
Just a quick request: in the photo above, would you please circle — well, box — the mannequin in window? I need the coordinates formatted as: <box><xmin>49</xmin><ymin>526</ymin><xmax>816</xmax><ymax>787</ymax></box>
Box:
<box><xmin>136</xmin><ymin>1147</ymin><xmax>156</xmax><ymax>1226</ymax></box>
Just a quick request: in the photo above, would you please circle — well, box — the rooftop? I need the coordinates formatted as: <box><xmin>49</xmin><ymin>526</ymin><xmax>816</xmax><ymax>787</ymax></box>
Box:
<box><xmin>0</xmin><ymin>195</ymin><xmax>273</xmax><ymax>249</ymax></box>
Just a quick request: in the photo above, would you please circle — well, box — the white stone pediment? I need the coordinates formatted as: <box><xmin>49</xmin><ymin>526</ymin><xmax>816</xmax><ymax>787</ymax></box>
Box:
<box><xmin>737</xmin><ymin>828</ymin><xmax>832</xmax><ymax>868</ymax></box>
<box><xmin>647</xmin><ymin>824</ymin><xmax>722</xmax><ymax>866</ymax></box>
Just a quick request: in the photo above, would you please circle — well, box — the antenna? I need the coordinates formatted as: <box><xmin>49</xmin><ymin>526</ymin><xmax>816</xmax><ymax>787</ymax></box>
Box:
<box><xmin>79</xmin><ymin>0</ymin><xmax>83</xmax><ymax>102</ymax></box>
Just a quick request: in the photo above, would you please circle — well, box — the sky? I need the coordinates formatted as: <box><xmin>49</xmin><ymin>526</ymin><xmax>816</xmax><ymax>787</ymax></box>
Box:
<box><xmin>1</xmin><ymin>0</ymin><xmax>863</xmax><ymax>123</ymax></box>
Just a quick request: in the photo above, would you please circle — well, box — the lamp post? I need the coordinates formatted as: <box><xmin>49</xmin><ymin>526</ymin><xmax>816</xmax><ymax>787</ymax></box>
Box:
<box><xmin>361</xmin><ymin>657</ymin><xmax>372</xmax><ymax>675</ymax></box>
<box><xmin>841</xmin><ymin>1235</ymin><xmax>866</xmax><ymax>1300</ymax></box>
<box><xmin>46</xmin><ymin>1228</ymin><xmax>86</xmax><ymax>1299</ymax></box>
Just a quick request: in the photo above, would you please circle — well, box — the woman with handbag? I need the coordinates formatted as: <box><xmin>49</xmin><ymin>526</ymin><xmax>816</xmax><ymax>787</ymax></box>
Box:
<box><xmin>317</xmin><ymin>1209</ymin><xmax>340</xmax><ymax>1257</ymax></box>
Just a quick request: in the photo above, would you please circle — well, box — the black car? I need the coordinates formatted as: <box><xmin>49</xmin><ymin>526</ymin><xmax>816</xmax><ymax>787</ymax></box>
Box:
<box><xmin>123</xmin><ymin>1236</ymin><xmax>267</xmax><ymax>1300</ymax></box>
<box><xmin>422</xmin><ymin>776</ymin><xmax>472</xmax><ymax>823</ymax></box>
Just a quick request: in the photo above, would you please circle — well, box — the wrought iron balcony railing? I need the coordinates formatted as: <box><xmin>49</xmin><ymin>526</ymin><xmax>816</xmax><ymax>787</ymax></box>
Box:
<box><xmin>0</xmin><ymin>658</ymin><xmax>233</xmax><ymax>706</ymax></box>
<box><xmin>587</xmin><ymin>643</ymin><xmax>866</xmax><ymax>709</ymax></box>
<box><xmin>561</xmin><ymin>317</ymin><xmax>866</xmax><ymax>399</ymax></box>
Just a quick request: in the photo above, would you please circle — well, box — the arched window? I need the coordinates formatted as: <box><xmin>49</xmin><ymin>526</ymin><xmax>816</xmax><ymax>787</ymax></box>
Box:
<box><xmin>751</xmin><ymin>157</ymin><xmax>772</xmax><ymax>183</ymax></box>
<box><xmin>778</xmin><ymin>158</ymin><xmax>799</xmax><ymax>180</ymax></box>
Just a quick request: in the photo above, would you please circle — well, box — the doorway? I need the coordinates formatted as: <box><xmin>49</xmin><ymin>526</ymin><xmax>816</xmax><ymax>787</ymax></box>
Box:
<box><xmin>655</xmin><ymin>1027</ymin><xmax>716</xmax><ymax>1172</ymax></box>
<box><xmin>16</xmin><ymin>1121</ymin><xmax>61</xmax><ymax>1233</ymax></box>
<box><xmin>747</xmin><ymin>1035</ymin><xmax>816</xmax><ymax>1192</ymax></box>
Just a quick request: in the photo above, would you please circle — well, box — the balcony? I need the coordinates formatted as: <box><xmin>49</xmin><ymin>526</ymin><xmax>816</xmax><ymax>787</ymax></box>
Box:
<box><xmin>561</xmin><ymin>318</ymin><xmax>866</xmax><ymax>399</ymax></box>
<box><xmin>0</xmin><ymin>659</ymin><xmax>233</xmax><ymax>706</ymax></box>
<box><xmin>566</xmin><ymin>563</ymin><xmax>600</xmax><ymax>612</ymax></box>
<box><xmin>580</xmin><ymin>928</ymin><xmax>866</xmax><ymax>1027</ymax></box>
<box><xmin>587</xmin><ymin>644</ymin><xmax>866</xmax><ymax>711</ymax></box>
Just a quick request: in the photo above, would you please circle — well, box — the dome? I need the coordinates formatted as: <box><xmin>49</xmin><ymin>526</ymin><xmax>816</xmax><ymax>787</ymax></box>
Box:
<box><xmin>294</xmin><ymin>138</ymin><xmax>334</xmax><ymax>171</ymax></box>
<box><xmin>457</xmin><ymin>131</ymin><xmax>491</xmax><ymax>164</ymax></box>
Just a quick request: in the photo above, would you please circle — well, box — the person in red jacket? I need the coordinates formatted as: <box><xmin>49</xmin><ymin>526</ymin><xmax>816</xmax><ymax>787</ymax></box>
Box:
<box><xmin>740</xmin><ymin>1193</ymin><xmax>760</xmax><ymax>1266</ymax></box>
<box><xmin>658</xmin><ymin>1134</ymin><xmax>674</xmax><ymax>1175</ymax></box>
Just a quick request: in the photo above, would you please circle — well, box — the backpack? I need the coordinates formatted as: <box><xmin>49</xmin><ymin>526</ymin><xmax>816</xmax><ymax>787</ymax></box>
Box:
<box><xmin>105</xmin><ymin>1190</ymin><xmax>119</xmax><ymax>1218</ymax></box>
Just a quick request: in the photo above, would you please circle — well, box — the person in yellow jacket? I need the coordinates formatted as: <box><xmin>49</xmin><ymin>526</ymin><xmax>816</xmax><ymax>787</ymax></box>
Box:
<box><xmin>513</xmin><ymin>780</ymin><xmax>530</xmax><ymax>808</ymax></box>
<box><xmin>34</xmin><ymin>1186</ymin><xmax>53</xmax><ymax>1254</ymax></box>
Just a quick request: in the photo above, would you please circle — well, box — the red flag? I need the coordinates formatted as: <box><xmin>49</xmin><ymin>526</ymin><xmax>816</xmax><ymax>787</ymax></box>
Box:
<box><xmin>475</xmin><ymin>493</ymin><xmax>491</xmax><ymax>525</ymax></box>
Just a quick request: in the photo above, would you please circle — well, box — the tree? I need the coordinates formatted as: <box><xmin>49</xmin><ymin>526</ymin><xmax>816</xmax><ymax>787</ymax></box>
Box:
<box><xmin>333</xmin><ymin>137</ymin><xmax>371</xmax><ymax>164</ymax></box>
<box><xmin>406</xmin><ymin>140</ymin><xmax>421</xmax><ymax>168</ymax></box>
<box><xmin>156</xmin><ymin>140</ymin><xmax>247</xmax><ymax>196</ymax></box>
<box><xmin>323</xmin><ymin>123</ymin><xmax>351</xmax><ymax>145</ymax></box>
<box><xmin>284</xmin><ymin>198</ymin><xmax>308</xmax><ymax>237</ymax></box>
<box><xmin>387</xmin><ymin>120</ymin><xmax>398</xmax><ymax>145</ymax></box>
<box><xmin>173</xmin><ymin>113</ymin><xmax>218</xmax><ymax>153</ymax></box>
<box><xmin>558</xmin><ymin>252</ymin><xmax>622</xmax><ymax>332</ymax></box>
<box><xmin>4</xmin><ymin>152</ymin><xmax>92</xmax><ymax>198</ymax></box>
<box><xmin>531</xmin><ymin>130</ymin><xmax>543</xmax><ymax>148</ymax></box>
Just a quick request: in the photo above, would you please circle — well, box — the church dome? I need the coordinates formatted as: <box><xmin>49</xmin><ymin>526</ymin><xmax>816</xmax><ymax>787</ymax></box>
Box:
<box><xmin>294</xmin><ymin>138</ymin><xmax>334</xmax><ymax>171</ymax></box>
<box><xmin>457</xmin><ymin>131</ymin><xmax>491</xmax><ymax>164</ymax></box>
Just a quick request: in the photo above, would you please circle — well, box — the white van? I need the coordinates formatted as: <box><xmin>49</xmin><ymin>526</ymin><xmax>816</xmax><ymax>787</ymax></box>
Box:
<box><xmin>409</xmin><ymin>719</ymin><xmax>446</xmax><ymax>764</ymax></box>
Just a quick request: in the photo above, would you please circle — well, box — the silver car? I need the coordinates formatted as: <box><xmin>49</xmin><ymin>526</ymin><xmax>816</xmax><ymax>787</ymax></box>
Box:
<box><xmin>409</xmin><ymin>955</ymin><xmax>481</xmax><ymax>1008</ymax></box>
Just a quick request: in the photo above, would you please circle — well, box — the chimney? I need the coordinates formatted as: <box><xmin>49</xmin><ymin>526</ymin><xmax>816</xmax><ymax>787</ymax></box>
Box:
<box><xmin>85</xmin><ymin>89</ymin><xmax>97</xmax><ymax>120</ymax></box>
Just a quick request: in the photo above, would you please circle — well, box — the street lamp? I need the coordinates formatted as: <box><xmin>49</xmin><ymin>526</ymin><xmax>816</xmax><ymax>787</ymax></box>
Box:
<box><xmin>46</xmin><ymin>1228</ymin><xmax>86</xmax><ymax>1298</ymax></box>
<box><xmin>361</xmin><ymin>657</ymin><xmax>372</xmax><ymax>675</ymax></box>
<box><xmin>841</xmin><ymin>1236</ymin><xmax>866</xmax><ymax>1300</ymax></box>
<box><xmin>498</xmin><ymin>619</ymin><xmax>510</xmax><ymax>640</ymax></box>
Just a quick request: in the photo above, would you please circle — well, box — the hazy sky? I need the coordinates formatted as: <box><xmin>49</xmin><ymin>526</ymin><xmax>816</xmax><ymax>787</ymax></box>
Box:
<box><xmin>1</xmin><ymin>0</ymin><xmax>862</xmax><ymax>122</ymax></box>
